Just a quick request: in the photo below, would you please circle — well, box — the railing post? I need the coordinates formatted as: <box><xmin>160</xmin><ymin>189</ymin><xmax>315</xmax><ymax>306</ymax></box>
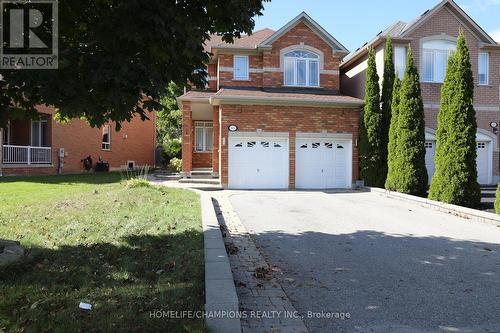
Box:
<box><xmin>27</xmin><ymin>146</ymin><xmax>31</xmax><ymax>165</ymax></box>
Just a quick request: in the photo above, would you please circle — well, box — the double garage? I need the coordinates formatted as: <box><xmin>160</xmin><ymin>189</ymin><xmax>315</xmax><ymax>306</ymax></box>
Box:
<box><xmin>228</xmin><ymin>133</ymin><xmax>353</xmax><ymax>190</ymax></box>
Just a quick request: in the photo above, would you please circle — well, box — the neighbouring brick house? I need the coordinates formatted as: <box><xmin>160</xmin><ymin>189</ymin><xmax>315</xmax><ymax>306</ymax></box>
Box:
<box><xmin>178</xmin><ymin>12</ymin><xmax>364</xmax><ymax>189</ymax></box>
<box><xmin>0</xmin><ymin>105</ymin><xmax>156</xmax><ymax>176</ymax></box>
<box><xmin>341</xmin><ymin>0</ymin><xmax>500</xmax><ymax>185</ymax></box>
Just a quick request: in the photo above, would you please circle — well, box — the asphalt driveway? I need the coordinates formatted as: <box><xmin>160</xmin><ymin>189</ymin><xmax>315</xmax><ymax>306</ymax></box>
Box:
<box><xmin>228</xmin><ymin>190</ymin><xmax>500</xmax><ymax>333</ymax></box>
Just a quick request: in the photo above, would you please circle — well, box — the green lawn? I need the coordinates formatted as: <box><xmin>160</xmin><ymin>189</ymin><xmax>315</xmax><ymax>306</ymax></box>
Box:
<box><xmin>0</xmin><ymin>173</ymin><xmax>206</xmax><ymax>332</ymax></box>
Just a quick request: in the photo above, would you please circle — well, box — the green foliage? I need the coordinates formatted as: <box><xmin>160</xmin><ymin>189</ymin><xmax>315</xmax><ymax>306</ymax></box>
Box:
<box><xmin>157</xmin><ymin>82</ymin><xmax>184</xmax><ymax>142</ymax></box>
<box><xmin>380</xmin><ymin>36</ymin><xmax>395</xmax><ymax>184</ymax></box>
<box><xmin>495</xmin><ymin>183</ymin><xmax>500</xmax><ymax>214</ymax></box>
<box><xmin>169</xmin><ymin>157</ymin><xmax>183</xmax><ymax>172</ymax></box>
<box><xmin>385</xmin><ymin>74</ymin><xmax>401</xmax><ymax>190</ymax></box>
<box><xmin>124</xmin><ymin>177</ymin><xmax>151</xmax><ymax>188</ymax></box>
<box><xmin>162</xmin><ymin>138</ymin><xmax>182</xmax><ymax>164</ymax></box>
<box><xmin>0</xmin><ymin>0</ymin><xmax>268</xmax><ymax>128</ymax></box>
<box><xmin>428</xmin><ymin>32</ymin><xmax>480</xmax><ymax>207</ymax></box>
<box><xmin>360</xmin><ymin>48</ymin><xmax>384</xmax><ymax>187</ymax></box>
<box><xmin>392</xmin><ymin>47</ymin><xmax>427</xmax><ymax>196</ymax></box>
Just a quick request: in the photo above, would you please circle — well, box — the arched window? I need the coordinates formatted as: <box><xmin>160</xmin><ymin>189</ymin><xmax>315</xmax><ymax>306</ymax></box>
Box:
<box><xmin>422</xmin><ymin>39</ymin><xmax>456</xmax><ymax>83</ymax></box>
<box><xmin>283</xmin><ymin>50</ymin><xmax>320</xmax><ymax>87</ymax></box>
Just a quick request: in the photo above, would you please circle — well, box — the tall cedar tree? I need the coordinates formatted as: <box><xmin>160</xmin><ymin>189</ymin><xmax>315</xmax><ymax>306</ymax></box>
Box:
<box><xmin>380</xmin><ymin>36</ymin><xmax>395</xmax><ymax>184</ymax></box>
<box><xmin>428</xmin><ymin>55</ymin><xmax>456</xmax><ymax>198</ymax></box>
<box><xmin>360</xmin><ymin>48</ymin><xmax>384</xmax><ymax>186</ymax></box>
<box><xmin>394</xmin><ymin>47</ymin><xmax>428</xmax><ymax>196</ymax></box>
<box><xmin>385</xmin><ymin>74</ymin><xmax>401</xmax><ymax>190</ymax></box>
<box><xmin>428</xmin><ymin>32</ymin><xmax>480</xmax><ymax>207</ymax></box>
<box><xmin>0</xmin><ymin>0</ymin><xmax>268</xmax><ymax>128</ymax></box>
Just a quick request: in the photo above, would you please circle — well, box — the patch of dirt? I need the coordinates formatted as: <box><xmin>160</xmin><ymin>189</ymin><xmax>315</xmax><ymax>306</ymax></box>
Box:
<box><xmin>225</xmin><ymin>242</ymin><xmax>239</xmax><ymax>255</ymax></box>
<box><xmin>253</xmin><ymin>266</ymin><xmax>273</xmax><ymax>280</ymax></box>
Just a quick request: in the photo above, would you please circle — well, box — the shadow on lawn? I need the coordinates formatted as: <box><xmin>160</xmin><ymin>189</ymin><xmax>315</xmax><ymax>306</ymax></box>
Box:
<box><xmin>0</xmin><ymin>172</ymin><xmax>124</xmax><ymax>185</ymax></box>
<box><xmin>0</xmin><ymin>230</ymin><xmax>206</xmax><ymax>333</ymax></box>
<box><xmin>238</xmin><ymin>227</ymin><xmax>500</xmax><ymax>332</ymax></box>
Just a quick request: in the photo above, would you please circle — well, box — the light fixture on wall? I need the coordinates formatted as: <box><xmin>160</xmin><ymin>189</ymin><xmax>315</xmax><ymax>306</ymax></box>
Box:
<box><xmin>490</xmin><ymin>121</ymin><xmax>498</xmax><ymax>135</ymax></box>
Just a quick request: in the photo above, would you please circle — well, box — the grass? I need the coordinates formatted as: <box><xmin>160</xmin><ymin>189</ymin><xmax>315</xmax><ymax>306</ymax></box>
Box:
<box><xmin>0</xmin><ymin>173</ymin><xmax>206</xmax><ymax>332</ymax></box>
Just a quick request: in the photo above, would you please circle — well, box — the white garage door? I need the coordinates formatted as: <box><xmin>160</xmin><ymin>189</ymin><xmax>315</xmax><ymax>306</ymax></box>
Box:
<box><xmin>295</xmin><ymin>138</ymin><xmax>352</xmax><ymax>189</ymax></box>
<box><xmin>425</xmin><ymin>141</ymin><xmax>436</xmax><ymax>184</ymax></box>
<box><xmin>476</xmin><ymin>141</ymin><xmax>489</xmax><ymax>185</ymax></box>
<box><xmin>425</xmin><ymin>140</ymin><xmax>491</xmax><ymax>185</ymax></box>
<box><xmin>228</xmin><ymin>136</ymin><xmax>289</xmax><ymax>189</ymax></box>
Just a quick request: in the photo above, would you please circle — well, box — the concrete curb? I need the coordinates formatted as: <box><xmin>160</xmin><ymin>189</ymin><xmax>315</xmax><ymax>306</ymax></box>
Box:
<box><xmin>200</xmin><ymin>193</ymin><xmax>242</xmax><ymax>333</ymax></box>
<box><xmin>367</xmin><ymin>187</ymin><xmax>500</xmax><ymax>226</ymax></box>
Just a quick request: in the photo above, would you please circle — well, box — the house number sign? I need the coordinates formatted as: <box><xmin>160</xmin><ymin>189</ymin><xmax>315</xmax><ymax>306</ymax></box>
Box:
<box><xmin>228</xmin><ymin>125</ymin><xmax>238</xmax><ymax>132</ymax></box>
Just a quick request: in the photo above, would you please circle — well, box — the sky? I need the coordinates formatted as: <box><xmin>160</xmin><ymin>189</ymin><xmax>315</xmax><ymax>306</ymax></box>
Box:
<box><xmin>253</xmin><ymin>0</ymin><xmax>500</xmax><ymax>52</ymax></box>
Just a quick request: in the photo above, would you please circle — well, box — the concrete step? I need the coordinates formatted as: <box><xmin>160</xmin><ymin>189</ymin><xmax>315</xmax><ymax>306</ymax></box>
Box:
<box><xmin>179</xmin><ymin>178</ymin><xmax>221</xmax><ymax>185</ymax></box>
<box><xmin>153</xmin><ymin>174</ymin><xmax>182</xmax><ymax>180</ymax></box>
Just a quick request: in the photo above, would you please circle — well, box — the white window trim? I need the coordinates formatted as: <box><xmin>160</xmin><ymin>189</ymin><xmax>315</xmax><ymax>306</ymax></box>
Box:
<box><xmin>102</xmin><ymin>124</ymin><xmax>111</xmax><ymax>151</ymax></box>
<box><xmin>31</xmin><ymin>119</ymin><xmax>48</xmax><ymax>147</ymax></box>
<box><xmin>420</xmin><ymin>37</ymin><xmax>456</xmax><ymax>84</ymax></box>
<box><xmin>478</xmin><ymin>52</ymin><xmax>489</xmax><ymax>85</ymax></box>
<box><xmin>394</xmin><ymin>46</ymin><xmax>406</xmax><ymax>80</ymax></box>
<box><xmin>194</xmin><ymin>121</ymin><xmax>213</xmax><ymax>153</ymax></box>
<box><xmin>3</xmin><ymin>122</ymin><xmax>10</xmax><ymax>145</ymax></box>
<box><xmin>422</xmin><ymin>49</ymin><xmax>453</xmax><ymax>83</ymax></box>
<box><xmin>283</xmin><ymin>51</ymin><xmax>320</xmax><ymax>88</ymax></box>
<box><xmin>233</xmin><ymin>55</ymin><xmax>249</xmax><ymax>81</ymax></box>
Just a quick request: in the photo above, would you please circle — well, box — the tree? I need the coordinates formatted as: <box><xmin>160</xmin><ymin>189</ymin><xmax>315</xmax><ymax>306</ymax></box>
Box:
<box><xmin>385</xmin><ymin>74</ymin><xmax>401</xmax><ymax>190</ymax></box>
<box><xmin>157</xmin><ymin>83</ymin><xmax>183</xmax><ymax>142</ymax></box>
<box><xmin>0</xmin><ymin>0</ymin><xmax>268</xmax><ymax>128</ymax></box>
<box><xmin>495</xmin><ymin>183</ymin><xmax>500</xmax><ymax>214</ymax></box>
<box><xmin>393</xmin><ymin>47</ymin><xmax>427</xmax><ymax>196</ymax></box>
<box><xmin>380</xmin><ymin>36</ymin><xmax>395</xmax><ymax>184</ymax></box>
<box><xmin>360</xmin><ymin>48</ymin><xmax>384</xmax><ymax>186</ymax></box>
<box><xmin>428</xmin><ymin>32</ymin><xmax>480</xmax><ymax>207</ymax></box>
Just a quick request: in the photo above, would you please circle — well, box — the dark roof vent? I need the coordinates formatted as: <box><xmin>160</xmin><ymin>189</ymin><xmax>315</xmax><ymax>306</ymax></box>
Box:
<box><xmin>376</xmin><ymin>30</ymin><xmax>383</xmax><ymax>36</ymax></box>
<box><xmin>421</xmin><ymin>9</ymin><xmax>429</xmax><ymax>16</ymax></box>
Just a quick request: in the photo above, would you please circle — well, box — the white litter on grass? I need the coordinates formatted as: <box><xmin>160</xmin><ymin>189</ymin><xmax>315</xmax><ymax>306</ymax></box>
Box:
<box><xmin>79</xmin><ymin>302</ymin><xmax>92</xmax><ymax>310</ymax></box>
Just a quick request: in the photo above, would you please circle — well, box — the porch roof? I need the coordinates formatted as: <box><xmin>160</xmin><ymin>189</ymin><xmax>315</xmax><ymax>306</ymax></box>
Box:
<box><xmin>210</xmin><ymin>87</ymin><xmax>364</xmax><ymax>108</ymax></box>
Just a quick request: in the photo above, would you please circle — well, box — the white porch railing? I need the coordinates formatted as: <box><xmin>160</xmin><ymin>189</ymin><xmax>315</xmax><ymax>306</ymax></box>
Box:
<box><xmin>2</xmin><ymin>145</ymin><xmax>52</xmax><ymax>164</ymax></box>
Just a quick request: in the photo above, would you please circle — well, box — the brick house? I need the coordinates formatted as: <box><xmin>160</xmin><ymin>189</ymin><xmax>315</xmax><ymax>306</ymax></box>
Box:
<box><xmin>178</xmin><ymin>12</ymin><xmax>364</xmax><ymax>189</ymax></box>
<box><xmin>0</xmin><ymin>105</ymin><xmax>156</xmax><ymax>176</ymax></box>
<box><xmin>341</xmin><ymin>0</ymin><xmax>500</xmax><ymax>185</ymax></box>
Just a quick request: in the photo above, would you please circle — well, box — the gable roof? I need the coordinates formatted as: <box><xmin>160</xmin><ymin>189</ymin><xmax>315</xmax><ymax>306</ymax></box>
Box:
<box><xmin>205</xmin><ymin>28</ymin><xmax>276</xmax><ymax>53</ymax></box>
<box><xmin>258</xmin><ymin>12</ymin><xmax>349</xmax><ymax>54</ymax></box>
<box><xmin>341</xmin><ymin>0</ymin><xmax>498</xmax><ymax>68</ymax></box>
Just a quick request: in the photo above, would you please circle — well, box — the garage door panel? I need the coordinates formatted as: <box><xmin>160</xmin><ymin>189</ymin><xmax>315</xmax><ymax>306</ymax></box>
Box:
<box><xmin>296</xmin><ymin>137</ymin><xmax>352</xmax><ymax>189</ymax></box>
<box><xmin>228</xmin><ymin>137</ymin><xmax>289</xmax><ymax>189</ymax></box>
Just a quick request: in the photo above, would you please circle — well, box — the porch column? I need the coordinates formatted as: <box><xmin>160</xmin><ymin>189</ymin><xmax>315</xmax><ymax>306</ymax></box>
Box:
<box><xmin>212</xmin><ymin>106</ymin><xmax>219</xmax><ymax>176</ymax></box>
<box><xmin>181</xmin><ymin>102</ymin><xmax>193</xmax><ymax>174</ymax></box>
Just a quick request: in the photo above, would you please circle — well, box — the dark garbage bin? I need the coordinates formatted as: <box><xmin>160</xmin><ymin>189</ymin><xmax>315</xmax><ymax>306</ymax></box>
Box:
<box><xmin>95</xmin><ymin>161</ymin><xmax>109</xmax><ymax>172</ymax></box>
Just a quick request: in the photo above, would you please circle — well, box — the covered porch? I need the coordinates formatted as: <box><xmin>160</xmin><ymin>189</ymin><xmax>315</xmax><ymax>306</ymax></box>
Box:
<box><xmin>178</xmin><ymin>91</ymin><xmax>219</xmax><ymax>178</ymax></box>
<box><xmin>2</xmin><ymin>115</ymin><xmax>52</xmax><ymax>166</ymax></box>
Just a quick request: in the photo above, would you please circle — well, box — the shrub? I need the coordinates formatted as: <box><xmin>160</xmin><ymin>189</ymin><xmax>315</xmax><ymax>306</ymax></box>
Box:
<box><xmin>125</xmin><ymin>178</ymin><xmax>151</xmax><ymax>188</ymax></box>
<box><xmin>169</xmin><ymin>157</ymin><xmax>182</xmax><ymax>172</ymax></box>
<box><xmin>162</xmin><ymin>138</ymin><xmax>182</xmax><ymax>164</ymax></box>
<box><xmin>495</xmin><ymin>183</ymin><xmax>500</xmax><ymax>214</ymax></box>
<box><xmin>380</xmin><ymin>36</ymin><xmax>395</xmax><ymax>185</ymax></box>
<box><xmin>385</xmin><ymin>74</ymin><xmax>401</xmax><ymax>190</ymax></box>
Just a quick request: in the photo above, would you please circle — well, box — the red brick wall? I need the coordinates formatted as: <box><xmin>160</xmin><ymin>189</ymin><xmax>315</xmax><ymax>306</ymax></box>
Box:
<box><xmin>219</xmin><ymin>104</ymin><xmax>360</xmax><ymax>188</ymax></box>
<box><xmin>215</xmin><ymin>22</ymin><xmax>342</xmax><ymax>91</ymax></box>
<box><xmin>3</xmin><ymin>105</ymin><xmax>156</xmax><ymax>176</ymax></box>
<box><xmin>192</xmin><ymin>152</ymin><xmax>212</xmax><ymax>168</ymax></box>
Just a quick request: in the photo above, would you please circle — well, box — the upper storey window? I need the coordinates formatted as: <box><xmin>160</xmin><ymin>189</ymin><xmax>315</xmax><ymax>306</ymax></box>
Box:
<box><xmin>422</xmin><ymin>40</ymin><xmax>456</xmax><ymax>83</ymax></box>
<box><xmin>478</xmin><ymin>52</ymin><xmax>489</xmax><ymax>85</ymax></box>
<box><xmin>284</xmin><ymin>50</ymin><xmax>320</xmax><ymax>87</ymax></box>
<box><xmin>233</xmin><ymin>55</ymin><xmax>249</xmax><ymax>80</ymax></box>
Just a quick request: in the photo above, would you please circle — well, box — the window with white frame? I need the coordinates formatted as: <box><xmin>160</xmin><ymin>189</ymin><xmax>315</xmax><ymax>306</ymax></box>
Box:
<box><xmin>195</xmin><ymin>121</ymin><xmax>213</xmax><ymax>152</ymax></box>
<box><xmin>31</xmin><ymin>119</ymin><xmax>49</xmax><ymax>147</ymax></box>
<box><xmin>233</xmin><ymin>55</ymin><xmax>249</xmax><ymax>80</ymax></box>
<box><xmin>283</xmin><ymin>50</ymin><xmax>320</xmax><ymax>87</ymax></box>
<box><xmin>478</xmin><ymin>52</ymin><xmax>489</xmax><ymax>85</ymax></box>
<box><xmin>102</xmin><ymin>124</ymin><xmax>111</xmax><ymax>150</ymax></box>
<box><xmin>2</xmin><ymin>123</ymin><xmax>10</xmax><ymax>145</ymax></box>
<box><xmin>394</xmin><ymin>46</ymin><xmax>406</xmax><ymax>80</ymax></box>
<box><xmin>422</xmin><ymin>39</ymin><xmax>456</xmax><ymax>83</ymax></box>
